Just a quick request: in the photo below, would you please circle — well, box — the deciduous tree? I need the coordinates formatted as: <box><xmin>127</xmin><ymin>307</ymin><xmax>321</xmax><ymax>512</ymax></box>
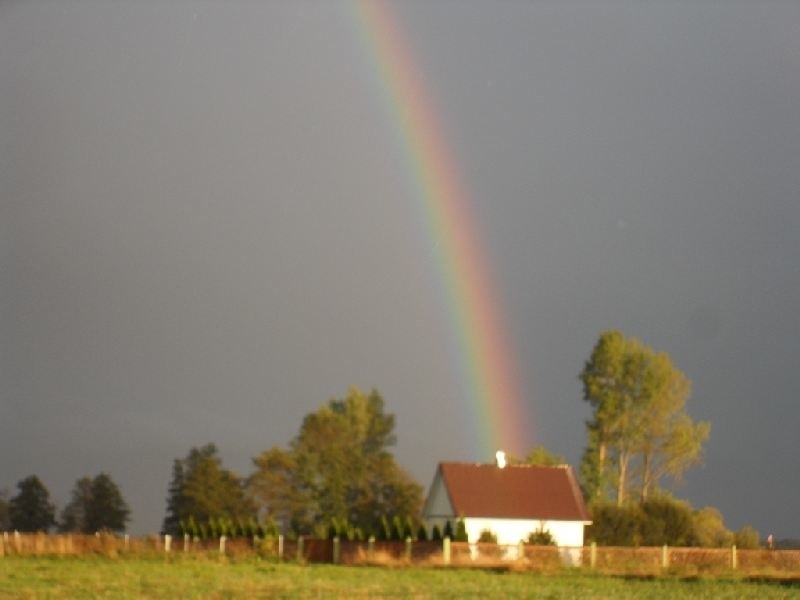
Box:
<box><xmin>580</xmin><ymin>331</ymin><xmax>709</xmax><ymax>505</ymax></box>
<box><xmin>248</xmin><ymin>387</ymin><xmax>423</xmax><ymax>536</ymax></box>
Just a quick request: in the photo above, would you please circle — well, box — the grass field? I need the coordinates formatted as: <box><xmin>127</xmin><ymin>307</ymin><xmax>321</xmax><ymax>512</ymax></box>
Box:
<box><xmin>1</xmin><ymin>557</ymin><xmax>799</xmax><ymax>599</ymax></box>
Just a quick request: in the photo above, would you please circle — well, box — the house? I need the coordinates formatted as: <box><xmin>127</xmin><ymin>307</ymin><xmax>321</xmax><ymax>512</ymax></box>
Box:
<box><xmin>421</xmin><ymin>457</ymin><xmax>591</xmax><ymax>548</ymax></box>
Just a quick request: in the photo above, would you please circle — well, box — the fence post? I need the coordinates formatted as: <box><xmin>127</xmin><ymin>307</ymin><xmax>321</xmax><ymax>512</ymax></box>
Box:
<box><xmin>590</xmin><ymin>542</ymin><xmax>597</xmax><ymax>569</ymax></box>
<box><xmin>661</xmin><ymin>545</ymin><xmax>668</xmax><ymax>569</ymax></box>
<box><xmin>731</xmin><ymin>544</ymin><xmax>737</xmax><ymax>570</ymax></box>
<box><xmin>405</xmin><ymin>536</ymin><xmax>412</xmax><ymax>562</ymax></box>
<box><xmin>14</xmin><ymin>531</ymin><xmax>20</xmax><ymax>553</ymax></box>
<box><xmin>443</xmin><ymin>536</ymin><xmax>451</xmax><ymax>566</ymax></box>
<box><xmin>297</xmin><ymin>535</ymin><xmax>304</xmax><ymax>562</ymax></box>
<box><xmin>219</xmin><ymin>535</ymin><xmax>226</xmax><ymax>555</ymax></box>
<box><xmin>332</xmin><ymin>536</ymin><xmax>340</xmax><ymax>564</ymax></box>
<box><xmin>183</xmin><ymin>534</ymin><xmax>189</xmax><ymax>552</ymax></box>
<box><xmin>518</xmin><ymin>540</ymin><xmax>524</xmax><ymax>561</ymax></box>
<box><xmin>278</xmin><ymin>534</ymin><xmax>284</xmax><ymax>560</ymax></box>
<box><xmin>368</xmin><ymin>536</ymin><xmax>375</xmax><ymax>562</ymax></box>
<box><xmin>164</xmin><ymin>534</ymin><xmax>172</xmax><ymax>553</ymax></box>
<box><xmin>124</xmin><ymin>534</ymin><xmax>130</xmax><ymax>552</ymax></box>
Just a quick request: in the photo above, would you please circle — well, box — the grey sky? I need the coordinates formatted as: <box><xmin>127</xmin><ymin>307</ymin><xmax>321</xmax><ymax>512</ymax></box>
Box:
<box><xmin>1</xmin><ymin>0</ymin><xmax>798</xmax><ymax>537</ymax></box>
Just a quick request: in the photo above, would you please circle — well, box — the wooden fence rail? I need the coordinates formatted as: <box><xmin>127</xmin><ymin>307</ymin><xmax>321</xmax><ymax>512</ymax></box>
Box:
<box><xmin>2</xmin><ymin>532</ymin><xmax>799</xmax><ymax>576</ymax></box>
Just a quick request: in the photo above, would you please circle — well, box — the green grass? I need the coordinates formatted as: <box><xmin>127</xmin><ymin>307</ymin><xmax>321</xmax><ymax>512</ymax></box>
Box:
<box><xmin>0</xmin><ymin>557</ymin><xmax>798</xmax><ymax>599</ymax></box>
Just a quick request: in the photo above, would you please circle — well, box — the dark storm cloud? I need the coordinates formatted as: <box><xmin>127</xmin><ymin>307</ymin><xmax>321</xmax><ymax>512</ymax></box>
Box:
<box><xmin>1</xmin><ymin>0</ymin><xmax>798</xmax><ymax>537</ymax></box>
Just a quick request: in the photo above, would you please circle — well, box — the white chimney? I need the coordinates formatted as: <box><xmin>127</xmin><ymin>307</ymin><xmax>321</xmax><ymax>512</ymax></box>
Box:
<box><xmin>495</xmin><ymin>450</ymin><xmax>506</xmax><ymax>469</ymax></box>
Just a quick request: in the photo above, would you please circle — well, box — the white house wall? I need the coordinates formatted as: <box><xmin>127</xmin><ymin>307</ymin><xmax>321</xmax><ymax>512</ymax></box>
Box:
<box><xmin>463</xmin><ymin>518</ymin><xmax>586</xmax><ymax>548</ymax></box>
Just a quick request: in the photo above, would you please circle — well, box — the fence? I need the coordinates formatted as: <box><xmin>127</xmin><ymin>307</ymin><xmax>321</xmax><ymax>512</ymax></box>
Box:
<box><xmin>2</xmin><ymin>532</ymin><xmax>800</xmax><ymax>577</ymax></box>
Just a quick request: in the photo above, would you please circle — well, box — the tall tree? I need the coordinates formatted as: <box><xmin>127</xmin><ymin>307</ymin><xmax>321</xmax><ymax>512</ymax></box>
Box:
<box><xmin>59</xmin><ymin>477</ymin><xmax>93</xmax><ymax>533</ymax></box>
<box><xmin>60</xmin><ymin>474</ymin><xmax>130</xmax><ymax>533</ymax></box>
<box><xmin>247</xmin><ymin>446</ymin><xmax>305</xmax><ymax>532</ymax></box>
<box><xmin>162</xmin><ymin>443</ymin><xmax>253</xmax><ymax>534</ymax></box>
<box><xmin>248</xmin><ymin>387</ymin><xmax>423</xmax><ymax>536</ymax></box>
<box><xmin>9</xmin><ymin>475</ymin><xmax>56</xmax><ymax>532</ymax></box>
<box><xmin>580</xmin><ymin>331</ymin><xmax>709</xmax><ymax>505</ymax></box>
<box><xmin>85</xmin><ymin>473</ymin><xmax>130</xmax><ymax>532</ymax></box>
<box><xmin>162</xmin><ymin>458</ymin><xmax>186</xmax><ymax>536</ymax></box>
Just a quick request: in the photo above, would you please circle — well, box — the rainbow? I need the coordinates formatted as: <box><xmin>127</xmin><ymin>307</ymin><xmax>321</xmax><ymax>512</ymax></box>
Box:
<box><xmin>353</xmin><ymin>0</ymin><xmax>532</xmax><ymax>457</ymax></box>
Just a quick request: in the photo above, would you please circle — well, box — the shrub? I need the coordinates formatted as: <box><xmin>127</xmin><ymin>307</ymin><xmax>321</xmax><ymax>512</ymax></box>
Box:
<box><xmin>734</xmin><ymin>525</ymin><xmax>761</xmax><ymax>549</ymax></box>
<box><xmin>442</xmin><ymin>520</ymin><xmax>454</xmax><ymax>540</ymax></box>
<box><xmin>689</xmin><ymin>507</ymin><xmax>733</xmax><ymax>547</ymax></box>
<box><xmin>527</xmin><ymin>526</ymin><xmax>556</xmax><ymax>546</ymax></box>
<box><xmin>431</xmin><ymin>524</ymin><xmax>442</xmax><ymax>541</ymax></box>
<box><xmin>478</xmin><ymin>529</ymin><xmax>497</xmax><ymax>543</ymax></box>
<box><xmin>405</xmin><ymin>516</ymin><xmax>416</xmax><ymax>540</ymax></box>
<box><xmin>586</xmin><ymin>503</ymin><xmax>639</xmax><ymax>546</ymax></box>
<box><xmin>638</xmin><ymin>497</ymin><xmax>694</xmax><ymax>546</ymax></box>
<box><xmin>417</xmin><ymin>523</ymin><xmax>428</xmax><ymax>541</ymax></box>
<box><xmin>378</xmin><ymin>515</ymin><xmax>392</xmax><ymax>541</ymax></box>
<box><xmin>391</xmin><ymin>515</ymin><xmax>405</xmax><ymax>541</ymax></box>
<box><xmin>455</xmin><ymin>519</ymin><xmax>468</xmax><ymax>542</ymax></box>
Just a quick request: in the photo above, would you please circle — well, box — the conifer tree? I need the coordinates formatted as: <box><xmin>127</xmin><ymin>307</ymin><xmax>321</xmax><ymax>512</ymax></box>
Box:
<box><xmin>9</xmin><ymin>475</ymin><xmax>56</xmax><ymax>532</ymax></box>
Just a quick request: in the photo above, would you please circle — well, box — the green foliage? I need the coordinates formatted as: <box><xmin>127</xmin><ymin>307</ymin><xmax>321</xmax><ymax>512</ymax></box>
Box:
<box><xmin>580</xmin><ymin>331</ymin><xmax>709</xmax><ymax>505</ymax></box>
<box><xmin>61</xmin><ymin>474</ymin><xmax>129</xmax><ymax>534</ymax></box>
<box><xmin>86</xmin><ymin>473</ymin><xmax>130</xmax><ymax>533</ymax></box>
<box><xmin>518</xmin><ymin>445</ymin><xmax>566</xmax><ymax>466</ymax></box>
<box><xmin>587</xmin><ymin>503</ymin><xmax>640</xmax><ymax>546</ymax></box>
<box><xmin>734</xmin><ymin>525</ymin><xmax>761</xmax><ymax>549</ymax></box>
<box><xmin>431</xmin><ymin>523</ymin><xmax>442</xmax><ymax>541</ymax></box>
<box><xmin>9</xmin><ymin>475</ymin><xmax>56</xmax><ymax>532</ymax></box>
<box><xmin>526</xmin><ymin>526</ymin><xmax>556</xmax><ymax>546</ymax></box>
<box><xmin>261</xmin><ymin>516</ymin><xmax>279</xmax><ymax>537</ymax></box>
<box><xmin>247</xmin><ymin>446</ymin><xmax>300</xmax><ymax>534</ymax></box>
<box><xmin>378</xmin><ymin>515</ymin><xmax>392</xmax><ymax>541</ymax></box>
<box><xmin>442</xmin><ymin>520</ymin><xmax>453</xmax><ymax>540</ymax></box>
<box><xmin>389</xmin><ymin>515</ymin><xmax>404</xmax><ymax>541</ymax></box>
<box><xmin>247</xmin><ymin>387</ymin><xmax>423</xmax><ymax>536</ymax></box>
<box><xmin>478</xmin><ymin>529</ymin><xmax>498</xmax><ymax>543</ymax></box>
<box><xmin>588</xmin><ymin>497</ymin><xmax>705</xmax><ymax>547</ymax></box>
<box><xmin>637</xmin><ymin>497</ymin><xmax>693</xmax><ymax>546</ymax></box>
<box><xmin>185</xmin><ymin>516</ymin><xmax>199</xmax><ymax>538</ymax></box>
<box><xmin>59</xmin><ymin>477</ymin><xmax>93</xmax><ymax>533</ymax></box>
<box><xmin>455</xmin><ymin>518</ymin><xmax>468</xmax><ymax>542</ymax></box>
<box><xmin>0</xmin><ymin>490</ymin><xmax>10</xmax><ymax>531</ymax></box>
<box><xmin>689</xmin><ymin>507</ymin><xmax>733</xmax><ymax>547</ymax></box>
<box><xmin>416</xmin><ymin>523</ymin><xmax>429</xmax><ymax>541</ymax></box>
<box><xmin>162</xmin><ymin>443</ymin><xmax>253</xmax><ymax>535</ymax></box>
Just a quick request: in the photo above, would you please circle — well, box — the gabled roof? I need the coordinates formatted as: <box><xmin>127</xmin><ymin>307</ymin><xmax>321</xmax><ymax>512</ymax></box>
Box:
<box><xmin>434</xmin><ymin>462</ymin><xmax>590</xmax><ymax>522</ymax></box>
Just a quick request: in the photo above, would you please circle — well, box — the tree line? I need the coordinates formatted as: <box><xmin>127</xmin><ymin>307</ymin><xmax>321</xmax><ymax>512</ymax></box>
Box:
<box><xmin>0</xmin><ymin>473</ymin><xmax>129</xmax><ymax>533</ymax></box>
<box><xmin>162</xmin><ymin>387</ymin><xmax>423</xmax><ymax>540</ymax></box>
<box><xmin>1</xmin><ymin>331</ymin><xmax>769</xmax><ymax>547</ymax></box>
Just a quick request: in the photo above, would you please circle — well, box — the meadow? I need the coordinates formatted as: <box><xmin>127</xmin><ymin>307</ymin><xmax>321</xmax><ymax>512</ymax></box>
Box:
<box><xmin>1</xmin><ymin>557</ymin><xmax>799</xmax><ymax>599</ymax></box>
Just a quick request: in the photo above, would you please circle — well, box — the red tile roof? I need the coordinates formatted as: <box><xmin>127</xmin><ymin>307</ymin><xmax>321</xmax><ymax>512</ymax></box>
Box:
<box><xmin>438</xmin><ymin>463</ymin><xmax>590</xmax><ymax>522</ymax></box>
